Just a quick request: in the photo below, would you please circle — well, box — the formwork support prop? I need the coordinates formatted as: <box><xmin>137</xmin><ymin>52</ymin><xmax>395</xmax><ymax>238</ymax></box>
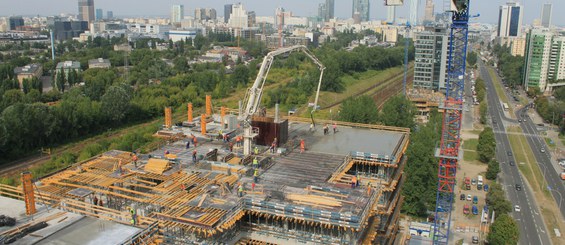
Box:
<box><xmin>221</xmin><ymin>106</ymin><xmax>226</xmax><ymax>129</ymax></box>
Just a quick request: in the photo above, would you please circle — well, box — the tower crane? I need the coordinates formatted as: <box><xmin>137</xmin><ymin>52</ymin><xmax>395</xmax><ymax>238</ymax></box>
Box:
<box><xmin>238</xmin><ymin>45</ymin><xmax>325</xmax><ymax>155</ymax></box>
<box><xmin>385</xmin><ymin>0</ymin><xmax>471</xmax><ymax>244</ymax></box>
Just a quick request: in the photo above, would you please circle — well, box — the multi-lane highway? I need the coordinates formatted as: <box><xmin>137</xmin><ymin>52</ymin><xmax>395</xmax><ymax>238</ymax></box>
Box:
<box><xmin>478</xmin><ymin>60</ymin><xmax>551</xmax><ymax>245</ymax></box>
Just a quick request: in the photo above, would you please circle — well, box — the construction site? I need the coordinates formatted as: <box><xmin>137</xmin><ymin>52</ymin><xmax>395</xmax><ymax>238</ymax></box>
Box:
<box><xmin>0</xmin><ymin>97</ymin><xmax>409</xmax><ymax>245</ymax></box>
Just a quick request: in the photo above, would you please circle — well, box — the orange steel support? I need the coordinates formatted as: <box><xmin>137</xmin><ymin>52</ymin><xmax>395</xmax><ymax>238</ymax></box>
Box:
<box><xmin>165</xmin><ymin>107</ymin><xmax>172</xmax><ymax>128</ymax></box>
<box><xmin>188</xmin><ymin>103</ymin><xmax>193</xmax><ymax>122</ymax></box>
<box><xmin>205</xmin><ymin>95</ymin><xmax>212</xmax><ymax>116</ymax></box>
<box><xmin>21</xmin><ymin>172</ymin><xmax>36</xmax><ymax>215</ymax></box>
<box><xmin>201</xmin><ymin>114</ymin><xmax>207</xmax><ymax>135</ymax></box>
<box><xmin>221</xmin><ymin>107</ymin><xmax>226</xmax><ymax>129</ymax></box>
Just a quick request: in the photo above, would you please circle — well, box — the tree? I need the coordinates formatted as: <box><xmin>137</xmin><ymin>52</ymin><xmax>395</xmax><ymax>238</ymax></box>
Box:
<box><xmin>338</xmin><ymin>95</ymin><xmax>379</xmax><ymax>124</ymax></box>
<box><xmin>477</xmin><ymin>127</ymin><xmax>496</xmax><ymax>163</ymax></box>
<box><xmin>231</xmin><ymin>65</ymin><xmax>250</xmax><ymax>86</ymax></box>
<box><xmin>479</xmin><ymin>101</ymin><xmax>488</xmax><ymax>124</ymax></box>
<box><xmin>486</xmin><ymin>183</ymin><xmax>512</xmax><ymax>215</ymax></box>
<box><xmin>101</xmin><ymin>84</ymin><xmax>132</xmax><ymax>123</ymax></box>
<box><xmin>487</xmin><ymin>214</ymin><xmax>519</xmax><ymax>245</ymax></box>
<box><xmin>486</xmin><ymin>159</ymin><xmax>500</xmax><ymax>180</ymax></box>
<box><xmin>380</xmin><ymin>95</ymin><xmax>416</xmax><ymax>129</ymax></box>
<box><xmin>467</xmin><ymin>51</ymin><xmax>478</xmax><ymax>67</ymax></box>
<box><xmin>173</xmin><ymin>56</ymin><xmax>190</xmax><ymax>74</ymax></box>
<box><xmin>55</xmin><ymin>67</ymin><xmax>66</xmax><ymax>92</ymax></box>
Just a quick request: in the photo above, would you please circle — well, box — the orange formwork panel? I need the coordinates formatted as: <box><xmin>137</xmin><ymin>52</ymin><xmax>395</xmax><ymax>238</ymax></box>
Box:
<box><xmin>21</xmin><ymin>171</ymin><xmax>36</xmax><ymax>215</ymax></box>
<box><xmin>188</xmin><ymin>103</ymin><xmax>193</xmax><ymax>123</ymax></box>
<box><xmin>164</xmin><ymin>107</ymin><xmax>172</xmax><ymax>129</ymax></box>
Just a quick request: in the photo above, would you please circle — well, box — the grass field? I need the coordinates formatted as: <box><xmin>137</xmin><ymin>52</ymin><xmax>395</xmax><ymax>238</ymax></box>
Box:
<box><xmin>463</xmin><ymin>139</ymin><xmax>478</xmax><ymax>151</ymax></box>
<box><xmin>463</xmin><ymin>150</ymin><xmax>479</xmax><ymax>162</ymax></box>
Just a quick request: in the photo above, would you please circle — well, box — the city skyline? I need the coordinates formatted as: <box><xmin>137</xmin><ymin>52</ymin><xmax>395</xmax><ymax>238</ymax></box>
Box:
<box><xmin>1</xmin><ymin>0</ymin><xmax>565</xmax><ymax>26</ymax></box>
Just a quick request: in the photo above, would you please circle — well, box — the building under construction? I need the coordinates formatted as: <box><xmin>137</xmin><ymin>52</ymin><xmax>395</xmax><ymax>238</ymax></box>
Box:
<box><xmin>0</xmin><ymin>108</ymin><xmax>409</xmax><ymax>244</ymax></box>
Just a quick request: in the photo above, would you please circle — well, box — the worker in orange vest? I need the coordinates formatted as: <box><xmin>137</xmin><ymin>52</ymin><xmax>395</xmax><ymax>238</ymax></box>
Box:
<box><xmin>132</xmin><ymin>154</ymin><xmax>138</xmax><ymax>168</ymax></box>
<box><xmin>300</xmin><ymin>139</ymin><xmax>305</xmax><ymax>153</ymax></box>
<box><xmin>351</xmin><ymin>176</ymin><xmax>357</xmax><ymax>189</ymax></box>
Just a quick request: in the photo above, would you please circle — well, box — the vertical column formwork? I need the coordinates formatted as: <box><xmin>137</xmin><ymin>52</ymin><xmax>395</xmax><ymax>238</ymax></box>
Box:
<box><xmin>433</xmin><ymin>1</ymin><xmax>470</xmax><ymax>244</ymax></box>
<box><xmin>21</xmin><ymin>172</ymin><xmax>36</xmax><ymax>215</ymax></box>
<box><xmin>201</xmin><ymin>114</ymin><xmax>207</xmax><ymax>135</ymax></box>
<box><xmin>188</xmin><ymin>103</ymin><xmax>193</xmax><ymax>123</ymax></box>
<box><xmin>221</xmin><ymin>107</ymin><xmax>226</xmax><ymax>129</ymax></box>
<box><xmin>206</xmin><ymin>95</ymin><xmax>212</xmax><ymax>116</ymax></box>
<box><xmin>164</xmin><ymin>107</ymin><xmax>172</xmax><ymax>129</ymax></box>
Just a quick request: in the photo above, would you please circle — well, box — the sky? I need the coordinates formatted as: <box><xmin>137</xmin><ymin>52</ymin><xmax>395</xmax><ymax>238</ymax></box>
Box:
<box><xmin>2</xmin><ymin>0</ymin><xmax>565</xmax><ymax>26</ymax></box>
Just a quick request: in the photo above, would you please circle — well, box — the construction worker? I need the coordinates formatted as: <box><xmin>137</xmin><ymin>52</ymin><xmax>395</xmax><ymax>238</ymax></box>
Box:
<box><xmin>357</xmin><ymin>175</ymin><xmax>361</xmax><ymax>187</ymax></box>
<box><xmin>132</xmin><ymin>154</ymin><xmax>138</xmax><ymax>168</ymax></box>
<box><xmin>251</xmin><ymin>182</ymin><xmax>256</xmax><ymax>191</ymax></box>
<box><xmin>300</xmin><ymin>139</ymin><xmax>305</xmax><ymax>153</ymax></box>
<box><xmin>229</xmin><ymin>142</ymin><xmax>234</xmax><ymax>152</ymax></box>
<box><xmin>333</xmin><ymin>123</ymin><xmax>337</xmax><ymax>134</ymax></box>
<box><xmin>253</xmin><ymin>169</ymin><xmax>259</xmax><ymax>183</ymax></box>
<box><xmin>270</xmin><ymin>138</ymin><xmax>277</xmax><ymax>153</ymax></box>
<box><xmin>186</xmin><ymin>140</ymin><xmax>190</xmax><ymax>149</ymax></box>
<box><xmin>236</xmin><ymin>136</ymin><xmax>241</xmax><ymax>147</ymax></box>
<box><xmin>253</xmin><ymin>157</ymin><xmax>259</xmax><ymax>169</ymax></box>
<box><xmin>192</xmin><ymin>150</ymin><xmax>197</xmax><ymax>163</ymax></box>
<box><xmin>129</xmin><ymin>207</ymin><xmax>137</xmax><ymax>225</ymax></box>
<box><xmin>254</xmin><ymin>146</ymin><xmax>259</xmax><ymax>155</ymax></box>
<box><xmin>238</xmin><ymin>184</ymin><xmax>244</xmax><ymax>197</ymax></box>
<box><xmin>351</xmin><ymin>176</ymin><xmax>357</xmax><ymax>189</ymax></box>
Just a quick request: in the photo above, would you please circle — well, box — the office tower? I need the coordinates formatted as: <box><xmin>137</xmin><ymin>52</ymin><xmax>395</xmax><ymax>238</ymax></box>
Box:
<box><xmin>95</xmin><ymin>8</ymin><xmax>103</xmax><ymax>20</ymax></box>
<box><xmin>224</xmin><ymin>4</ymin><xmax>233</xmax><ymax>23</ymax></box>
<box><xmin>275</xmin><ymin>7</ymin><xmax>285</xmax><ymax>28</ymax></box>
<box><xmin>171</xmin><ymin>5</ymin><xmax>184</xmax><ymax>24</ymax></box>
<box><xmin>387</xmin><ymin>6</ymin><xmax>396</xmax><ymax>24</ymax></box>
<box><xmin>318</xmin><ymin>3</ymin><xmax>327</xmax><ymax>21</ymax></box>
<box><xmin>228</xmin><ymin>3</ymin><xmax>248</xmax><ymax>28</ymax></box>
<box><xmin>352</xmin><ymin>0</ymin><xmax>370</xmax><ymax>22</ymax></box>
<box><xmin>523</xmin><ymin>27</ymin><xmax>565</xmax><ymax>92</ymax></box>
<box><xmin>9</xmin><ymin>16</ymin><xmax>24</xmax><ymax>31</ymax></box>
<box><xmin>413</xmin><ymin>27</ymin><xmax>450</xmax><ymax>91</ymax></box>
<box><xmin>247</xmin><ymin>11</ymin><xmax>256</xmax><ymax>27</ymax></box>
<box><xmin>326</xmin><ymin>0</ymin><xmax>335</xmax><ymax>21</ymax></box>
<box><xmin>424</xmin><ymin>0</ymin><xmax>435</xmax><ymax>24</ymax></box>
<box><xmin>206</xmin><ymin>9</ymin><xmax>217</xmax><ymax>21</ymax></box>
<box><xmin>409</xmin><ymin>0</ymin><xmax>419</xmax><ymax>25</ymax></box>
<box><xmin>541</xmin><ymin>3</ymin><xmax>552</xmax><ymax>28</ymax></box>
<box><xmin>106</xmin><ymin>11</ymin><xmax>113</xmax><ymax>19</ymax></box>
<box><xmin>497</xmin><ymin>2</ymin><xmax>523</xmax><ymax>37</ymax></box>
<box><xmin>78</xmin><ymin>0</ymin><xmax>95</xmax><ymax>23</ymax></box>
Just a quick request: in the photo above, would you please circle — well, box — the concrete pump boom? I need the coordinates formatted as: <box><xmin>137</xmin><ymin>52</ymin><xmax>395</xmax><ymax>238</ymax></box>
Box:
<box><xmin>238</xmin><ymin>45</ymin><xmax>325</xmax><ymax>155</ymax></box>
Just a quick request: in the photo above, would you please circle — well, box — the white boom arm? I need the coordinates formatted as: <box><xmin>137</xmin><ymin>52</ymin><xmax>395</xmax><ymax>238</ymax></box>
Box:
<box><xmin>239</xmin><ymin>45</ymin><xmax>325</xmax><ymax>155</ymax></box>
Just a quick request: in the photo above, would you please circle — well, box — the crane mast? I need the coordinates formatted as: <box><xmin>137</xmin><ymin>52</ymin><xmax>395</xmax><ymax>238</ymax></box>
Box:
<box><xmin>432</xmin><ymin>1</ymin><xmax>470</xmax><ymax>244</ymax></box>
<box><xmin>238</xmin><ymin>45</ymin><xmax>325</xmax><ymax>155</ymax></box>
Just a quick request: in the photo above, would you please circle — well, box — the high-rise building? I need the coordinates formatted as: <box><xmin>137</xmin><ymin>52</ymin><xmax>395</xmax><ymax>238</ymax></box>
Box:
<box><xmin>352</xmin><ymin>0</ymin><xmax>370</xmax><ymax>22</ymax></box>
<box><xmin>224</xmin><ymin>4</ymin><xmax>233</xmax><ymax>23</ymax></box>
<box><xmin>386</xmin><ymin>6</ymin><xmax>396</xmax><ymax>24</ymax></box>
<box><xmin>78</xmin><ymin>0</ymin><xmax>95</xmax><ymax>23</ymax></box>
<box><xmin>53</xmin><ymin>21</ymin><xmax>89</xmax><ymax>41</ymax></box>
<box><xmin>275</xmin><ymin>7</ymin><xmax>285</xmax><ymax>28</ymax></box>
<box><xmin>95</xmin><ymin>8</ymin><xmax>103</xmax><ymax>20</ymax></box>
<box><xmin>413</xmin><ymin>27</ymin><xmax>450</xmax><ymax>91</ymax></box>
<box><xmin>318</xmin><ymin>3</ymin><xmax>327</xmax><ymax>21</ymax></box>
<box><xmin>171</xmin><ymin>5</ymin><xmax>184</xmax><ymax>24</ymax></box>
<box><xmin>497</xmin><ymin>2</ymin><xmax>523</xmax><ymax>37</ymax></box>
<box><xmin>195</xmin><ymin>8</ymin><xmax>217</xmax><ymax>21</ymax></box>
<box><xmin>228</xmin><ymin>3</ymin><xmax>248</xmax><ymax>29</ymax></box>
<box><xmin>325</xmin><ymin>0</ymin><xmax>335</xmax><ymax>21</ymax></box>
<box><xmin>409</xmin><ymin>0</ymin><xmax>419</xmax><ymax>25</ymax></box>
<box><xmin>9</xmin><ymin>16</ymin><xmax>24</xmax><ymax>31</ymax></box>
<box><xmin>523</xmin><ymin>28</ymin><xmax>554</xmax><ymax>91</ymax></box>
<box><xmin>541</xmin><ymin>3</ymin><xmax>552</xmax><ymax>28</ymax></box>
<box><xmin>206</xmin><ymin>9</ymin><xmax>217</xmax><ymax>21</ymax></box>
<box><xmin>106</xmin><ymin>11</ymin><xmax>113</xmax><ymax>19</ymax></box>
<box><xmin>247</xmin><ymin>11</ymin><xmax>256</xmax><ymax>27</ymax></box>
<box><xmin>424</xmin><ymin>0</ymin><xmax>435</xmax><ymax>24</ymax></box>
<box><xmin>510</xmin><ymin>37</ymin><xmax>526</xmax><ymax>57</ymax></box>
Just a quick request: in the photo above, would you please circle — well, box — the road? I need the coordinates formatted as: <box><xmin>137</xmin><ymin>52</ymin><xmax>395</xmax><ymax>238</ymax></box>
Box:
<box><xmin>516</xmin><ymin>105</ymin><xmax>565</xmax><ymax>218</ymax></box>
<box><xmin>479</xmin><ymin>60</ymin><xmax>551</xmax><ymax>245</ymax></box>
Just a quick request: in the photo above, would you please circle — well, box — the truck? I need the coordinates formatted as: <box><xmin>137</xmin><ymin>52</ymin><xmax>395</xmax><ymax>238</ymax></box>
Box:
<box><xmin>477</xmin><ymin>175</ymin><xmax>483</xmax><ymax>190</ymax></box>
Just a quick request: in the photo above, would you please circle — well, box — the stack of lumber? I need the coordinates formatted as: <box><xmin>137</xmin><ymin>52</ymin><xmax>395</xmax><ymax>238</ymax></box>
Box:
<box><xmin>286</xmin><ymin>194</ymin><xmax>343</xmax><ymax>208</ymax></box>
<box><xmin>144</xmin><ymin>159</ymin><xmax>171</xmax><ymax>174</ymax></box>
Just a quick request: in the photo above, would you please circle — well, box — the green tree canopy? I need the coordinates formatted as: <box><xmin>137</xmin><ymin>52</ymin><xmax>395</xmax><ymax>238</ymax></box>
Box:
<box><xmin>486</xmin><ymin>182</ymin><xmax>512</xmax><ymax>215</ymax></box>
<box><xmin>379</xmin><ymin>95</ymin><xmax>416</xmax><ymax>129</ymax></box>
<box><xmin>486</xmin><ymin>159</ymin><xmax>500</xmax><ymax>180</ymax></box>
<box><xmin>338</xmin><ymin>95</ymin><xmax>379</xmax><ymax>124</ymax></box>
<box><xmin>487</xmin><ymin>214</ymin><xmax>519</xmax><ymax>245</ymax></box>
<box><xmin>477</xmin><ymin>127</ymin><xmax>496</xmax><ymax>163</ymax></box>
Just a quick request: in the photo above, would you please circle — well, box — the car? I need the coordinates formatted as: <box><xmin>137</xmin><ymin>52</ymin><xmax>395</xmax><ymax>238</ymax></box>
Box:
<box><xmin>472</xmin><ymin>205</ymin><xmax>479</xmax><ymax>215</ymax></box>
<box><xmin>541</xmin><ymin>148</ymin><xmax>546</xmax><ymax>153</ymax></box>
<box><xmin>472</xmin><ymin>236</ymin><xmax>479</xmax><ymax>244</ymax></box>
<box><xmin>460</xmin><ymin>194</ymin><xmax>466</xmax><ymax>200</ymax></box>
<box><xmin>471</xmin><ymin>179</ymin><xmax>477</xmax><ymax>185</ymax></box>
<box><xmin>507</xmin><ymin>151</ymin><xmax>513</xmax><ymax>156</ymax></box>
<box><xmin>473</xmin><ymin>196</ymin><xmax>478</xmax><ymax>204</ymax></box>
<box><xmin>514</xmin><ymin>205</ymin><xmax>521</xmax><ymax>212</ymax></box>
<box><xmin>509</xmin><ymin>161</ymin><xmax>515</xmax><ymax>166</ymax></box>
<box><xmin>467</xmin><ymin>194</ymin><xmax>472</xmax><ymax>201</ymax></box>
<box><xmin>518</xmin><ymin>119</ymin><xmax>522</xmax><ymax>122</ymax></box>
<box><xmin>515</xmin><ymin>184</ymin><xmax>522</xmax><ymax>191</ymax></box>
<box><xmin>484</xmin><ymin>184</ymin><xmax>489</xmax><ymax>192</ymax></box>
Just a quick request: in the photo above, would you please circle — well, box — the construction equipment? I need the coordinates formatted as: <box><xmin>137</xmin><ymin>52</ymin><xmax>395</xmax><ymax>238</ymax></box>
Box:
<box><xmin>238</xmin><ymin>45</ymin><xmax>325</xmax><ymax>155</ymax></box>
<box><xmin>432</xmin><ymin>0</ymin><xmax>470</xmax><ymax>244</ymax></box>
<box><xmin>21</xmin><ymin>172</ymin><xmax>36</xmax><ymax>215</ymax></box>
